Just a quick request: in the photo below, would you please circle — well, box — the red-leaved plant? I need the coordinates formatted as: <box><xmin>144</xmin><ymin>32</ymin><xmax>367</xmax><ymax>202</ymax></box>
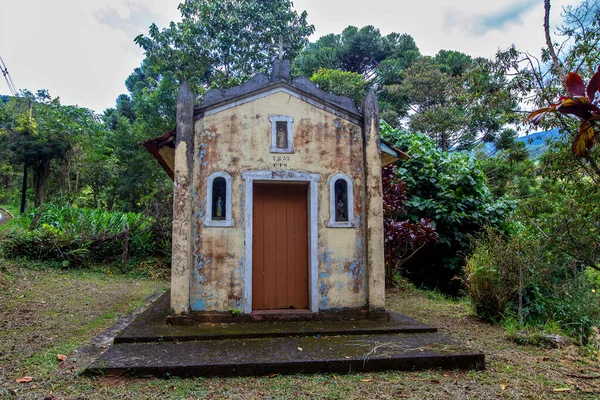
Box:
<box><xmin>382</xmin><ymin>166</ymin><xmax>438</xmax><ymax>286</ymax></box>
<box><xmin>526</xmin><ymin>66</ymin><xmax>600</xmax><ymax>157</ymax></box>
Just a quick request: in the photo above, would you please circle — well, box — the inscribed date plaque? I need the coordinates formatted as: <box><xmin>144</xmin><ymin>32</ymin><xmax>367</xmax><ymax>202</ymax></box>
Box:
<box><xmin>272</xmin><ymin>155</ymin><xmax>291</xmax><ymax>168</ymax></box>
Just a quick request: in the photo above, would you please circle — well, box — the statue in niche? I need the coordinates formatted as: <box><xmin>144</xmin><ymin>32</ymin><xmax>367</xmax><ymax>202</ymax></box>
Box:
<box><xmin>334</xmin><ymin>179</ymin><xmax>349</xmax><ymax>222</ymax></box>
<box><xmin>276</xmin><ymin>122</ymin><xmax>287</xmax><ymax>148</ymax></box>
<box><xmin>336</xmin><ymin>197</ymin><xmax>345</xmax><ymax>221</ymax></box>
<box><xmin>216</xmin><ymin>196</ymin><xmax>224</xmax><ymax>218</ymax></box>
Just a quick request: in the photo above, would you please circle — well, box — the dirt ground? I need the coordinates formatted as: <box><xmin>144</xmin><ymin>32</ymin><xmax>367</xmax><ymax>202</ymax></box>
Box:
<box><xmin>1</xmin><ymin>259</ymin><xmax>600</xmax><ymax>399</ymax></box>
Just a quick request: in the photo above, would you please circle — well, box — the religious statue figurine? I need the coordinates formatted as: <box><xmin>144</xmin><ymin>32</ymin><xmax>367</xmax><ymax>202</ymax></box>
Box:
<box><xmin>216</xmin><ymin>196</ymin><xmax>224</xmax><ymax>218</ymax></box>
<box><xmin>277</xmin><ymin>124</ymin><xmax>287</xmax><ymax>148</ymax></box>
<box><xmin>336</xmin><ymin>197</ymin><xmax>345</xmax><ymax>221</ymax></box>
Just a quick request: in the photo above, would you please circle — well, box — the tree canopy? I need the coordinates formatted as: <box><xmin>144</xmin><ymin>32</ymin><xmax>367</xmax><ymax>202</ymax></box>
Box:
<box><xmin>295</xmin><ymin>26</ymin><xmax>517</xmax><ymax>150</ymax></box>
<box><xmin>135</xmin><ymin>0</ymin><xmax>314</xmax><ymax>89</ymax></box>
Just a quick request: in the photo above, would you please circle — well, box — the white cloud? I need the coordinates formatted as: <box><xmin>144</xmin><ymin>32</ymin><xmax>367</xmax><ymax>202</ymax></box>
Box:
<box><xmin>93</xmin><ymin>1</ymin><xmax>161</xmax><ymax>38</ymax></box>
<box><xmin>0</xmin><ymin>0</ymin><xmax>180</xmax><ymax>112</ymax></box>
<box><xmin>294</xmin><ymin>0</ymin><xmax>580</xmax><ymax>58</ymax></box>
<box><xmin>442</xmin><ymin>1</ymin><xmax>539</xmax><ymax>37</ymax></box>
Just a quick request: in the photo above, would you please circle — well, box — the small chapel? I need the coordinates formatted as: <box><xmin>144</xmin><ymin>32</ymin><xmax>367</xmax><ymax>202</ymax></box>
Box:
<box><xmin>143</xmin><ymin>58</ymin><xmax>407</xmax><ymax>321</ymax></box>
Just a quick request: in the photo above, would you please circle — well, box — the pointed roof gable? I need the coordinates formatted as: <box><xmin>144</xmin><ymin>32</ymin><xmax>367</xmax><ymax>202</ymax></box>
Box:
<box><xmin>195</xmin><ymin>59</ymin><xmax>361</xmax><ymax>124</ymax></box>
<box><xmin>142</xmin><ymin>59</ymin><xmax>409</xmax><ymax>179</ymax></box>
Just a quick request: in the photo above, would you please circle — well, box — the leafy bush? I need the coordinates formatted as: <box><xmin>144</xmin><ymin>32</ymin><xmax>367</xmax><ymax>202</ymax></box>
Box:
<box><xmin>309</xmin><ymin>68</ymin><xmax>369</xmax><ymax>106</ymax></box>
<box><xmin>544</xmin><ymin>276</ymin><xmax>600</xmax><ymax>344</ymax></box>
<box><xmin>382</xmin><ymin>166</ymin><xmax>438</xmax><ymax>286</ymax></box>
<box><xmin>466</xmin><ymin>227</ymin><xmax>600</xmax><ymax>343</ymax></box>
<box><xmin>381</xmin><ymin>121</ymin><xmax>515</xmax><ymax>291</ymax></box>
<box><xmin>0</xmin><ymin>204</ymin><xmax>155</xmax><ymax>266</ymax></box>
<box><xmin>525</xmin><ymin>181</ymin><xmax>600</xmax><ymax>273</ymax></box>
<box><xmin>464</xmin><ymin>228</ymin><xmax>525</xmax><ymax>322</ymax></box>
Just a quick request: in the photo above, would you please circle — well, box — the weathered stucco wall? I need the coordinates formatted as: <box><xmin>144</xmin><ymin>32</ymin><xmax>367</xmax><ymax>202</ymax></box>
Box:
<box><xmin>171</xmin><ymin>81</ymin><xmax>194</xmax><ymax>315</ymax></box>
<box><xmin>363</xmin><ymin>91</ymin><xmax>386</xmax><ymax>311</ymax></box>
<box><xmin>190</xmin><ymin>91</ymin><xmax>367</xmax><ymax>312</ymax></box>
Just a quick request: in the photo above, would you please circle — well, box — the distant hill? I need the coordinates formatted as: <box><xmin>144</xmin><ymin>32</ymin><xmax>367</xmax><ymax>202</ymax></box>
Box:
<box><xmin>516</xmin><ymin>128</ymin><xmax>560</xmax><ymax>159</ymax></box>
<box><xmin>479</xmin><ymin>128</ymin><xmax>560</xmax><ymax>159</ymax></box>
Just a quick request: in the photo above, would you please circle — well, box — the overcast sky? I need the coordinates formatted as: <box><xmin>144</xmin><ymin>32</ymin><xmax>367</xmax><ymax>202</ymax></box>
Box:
<box><xmin>0</xmin><ymin>0</ymin><xmax>579</xmax><ymax>113</ymax></box>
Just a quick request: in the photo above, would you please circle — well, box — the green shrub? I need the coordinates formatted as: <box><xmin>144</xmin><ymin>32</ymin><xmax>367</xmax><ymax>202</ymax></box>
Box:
<box><xmin>380</xmin><ymin>121</ymin><xmax>515</xmax><ymax>292</ymax></box>
<box><xmin>466</xmin><ymin>227</ymin><xmax>600</xmax><ymax>343</ymax></box>
<box><xmin>464</xmin><ymin>228</ymin><xmax>527</xmax><ymax>322</ymax></box>
<box><xmin>542</xmin><ymin>276</ymin><xmax>600</xmax><ymax>344</ymax></box>
<box><xmin>0</xmin><ymin>204</ymin><xmax>155</xmax><ymax>266</ymax></box>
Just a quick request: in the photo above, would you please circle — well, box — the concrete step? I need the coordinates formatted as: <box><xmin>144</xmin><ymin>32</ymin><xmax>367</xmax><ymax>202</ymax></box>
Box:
<box><xmin>115</xmin><ymin>292</ymin><xmax>437</xmax><ymax>344</ymax></box>
<box><xmin>86</xmin><ymin>332</ymin><xmax>484</xmax><ymax>377</ymax></box>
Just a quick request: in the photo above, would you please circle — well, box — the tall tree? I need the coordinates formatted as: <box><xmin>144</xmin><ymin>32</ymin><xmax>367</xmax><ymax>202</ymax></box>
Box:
<box><xmin>392</xmin><ymin>54</ymin><xmax>517</xmax><ymax>150</ymax></box>
<box><xmin>97</xmin><ymin>67</ymin><xmax>179</xmax><ymax>211</ymax></box>
<box><xmin>294</xmin><ymin>34</ymin><xmax>344</xmax><ymax>76</ymax></box>
<box><xmin>134</xmin><ymin>0</ymin><xmax>314</xmax><ymax>88</ymax></box>
<box><xmin>294</xmin><ymin>27</ymin><xmax>421</xmax><ymax>122</ymax></box>
<box><xmin>5</xmin><ymin>92</ymin><xmax>98</xmax><ymax>208</ymax></box>
<box><xmin>295</xmin><ymin>27</ymin><xmax>419</xmax><ymax>79</ymax></box>
<box><xmin>376</xmin><ymin>34</ymin><xmax>422</xmax><ymax>125</ymax></box>
<box><xmin>1</xmin><ymin>90</ymin><xmax>106</xmax><ymax>210</ymax></box>
<box><xmin>338</xmin><ymin>25</ymin><xmax>387</xmax><ymax>77</ymax></box>
<box><xmin>0</xmin><ymin>97</ymin><xmax>16</xmax><ymax>203</ymax></box>
<box><xmin>434</xmin><ymin>50</ymin><xmax>472</xmax><ymax>76</ymax></box>
<box><xmin>390</xmin><ymin>57</ymin><xmax>466</xmax><ymax>150</ymax></box>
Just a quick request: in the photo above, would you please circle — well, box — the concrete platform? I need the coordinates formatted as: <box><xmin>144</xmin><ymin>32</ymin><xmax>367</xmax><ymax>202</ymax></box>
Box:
<box><xmin>84</xmin><ymin>292</ymin><xmax>485</xmax><ymax>377</ymax></box>
<box><xmin>114</xmin><ymin>292</ymin><xmax>437</xmax><ymax>344</ymax></box>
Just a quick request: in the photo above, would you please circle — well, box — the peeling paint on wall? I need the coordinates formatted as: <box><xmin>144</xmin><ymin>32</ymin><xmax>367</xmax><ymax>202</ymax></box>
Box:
<box><xmin>318</xmin><ymin>244</ymin><xmax>366</xmax><ymax>310</ymax></box>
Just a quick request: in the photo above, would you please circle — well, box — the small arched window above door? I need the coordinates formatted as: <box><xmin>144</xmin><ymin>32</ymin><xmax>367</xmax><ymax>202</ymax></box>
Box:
<box><xmin>328</xmin><ymin>173</ymin><xmax>354</xmax><ymax>228</ymax></box>
<box><xmin>204</xmin><ymin>172</ymin><xmax>234</xmax><ymax>227</ymax></box>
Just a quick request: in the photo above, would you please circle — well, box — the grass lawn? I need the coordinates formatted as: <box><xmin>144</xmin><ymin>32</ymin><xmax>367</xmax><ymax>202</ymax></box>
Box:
<box><xmin>1</xmin><ymin>259</ymin><xmax>600</xmax><ymax>399</ymax></box>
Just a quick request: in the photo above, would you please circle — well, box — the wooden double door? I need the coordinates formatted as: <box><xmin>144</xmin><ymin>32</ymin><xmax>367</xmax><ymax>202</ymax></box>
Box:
<box><xmin>252</xmin><ymin>183</ymin><xmax>309</xmax><ymax>310</ymax></box>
